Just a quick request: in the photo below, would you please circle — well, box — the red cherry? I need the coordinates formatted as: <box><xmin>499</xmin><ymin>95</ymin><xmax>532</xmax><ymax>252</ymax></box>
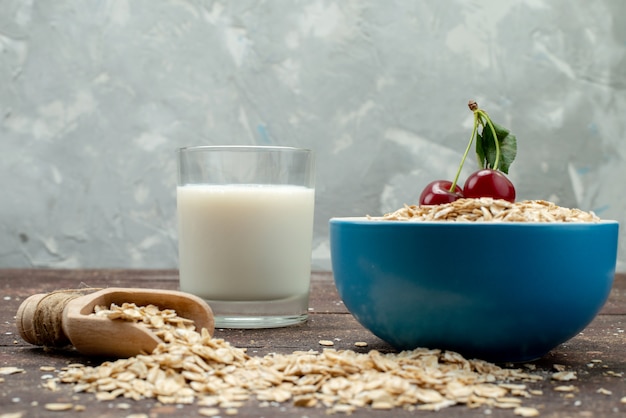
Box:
<box><xmin>419</xmin><ymin>180</ymin><xmax>464</xmax><ymax>205</ymax></box>
<box><xmin>463</xmin><ymin>169</ymin><xmax>516</xmax><ymax>202</ymax></box>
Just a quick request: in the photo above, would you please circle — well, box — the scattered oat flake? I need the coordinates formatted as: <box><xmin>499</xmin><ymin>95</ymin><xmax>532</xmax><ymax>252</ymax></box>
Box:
<box><xmin>0</xmin><ymin>367</ymin><xmax>24</xmax><ymax>375</ymax></box>
<box><xmin>552</xmin><ymin>371</ymin><xmax>577</xmax><ymax>381</ymax></box>
<box><xmin>198</xmin><ymin>408</ymin><xmax>220</xmax><ymax>417</ymax></box>
<box><xmin>354</xmin><ymin>341</ymin><xmax>368</xmax><ymax>347</ymax></box>
<box><xmin>597</xmin><ymin>388</ymin><xmax>612</xmax><ymax>396</ymax></box>
<box><xmin>620</xmin><ymin>396</ymin><xmax>626</xmax><ymax>404</ymax></box>
<box><xmin>66</xmin><ymin>363</ymin><xmax>85</xmax><ymax>368</ymax></box>
<box><xmin>318</xmin><ymin>340</ymin><xmax>334</xmax><ymax>346</ymax></box>
<box><xmin>0</xmin><ymin>413</ymin><xmax>25</xmax><ymax>418</ymax></box>
<box><xmin>39</xmin><ymin>366</ymin><xmax>56</xmax><ymax>372</ymax></box>
<box><xmin>330</xmin><ymin>404</ymin><xmax>356</xmax><ymax>414</ymax></box>
<box><xmin>554</xmin><ymin>385</ymin><xmax>578</xmax><ymax>392</ymax></box>
<box><xmin>44</xmin><ymin>403</ymin><xmax>74</xmax><ymax>411</ymax></box>
<box><xmin>514</xmin><ymin>406</ymin><xmax>540</xmax><ymax>417</ymax></box>
<box><xmin>604</xmin><ymin>370</ymin><xmax>623</xmax><ymax>377</ymax></box>
<box><xmin>42</xmin><ymin>379</ymin><xmax>59</xmax><ymax>391</ymax></box>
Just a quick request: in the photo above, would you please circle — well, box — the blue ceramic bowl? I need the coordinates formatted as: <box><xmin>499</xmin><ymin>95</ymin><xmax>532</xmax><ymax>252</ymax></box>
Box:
<box><xmin>329</xmin><ymin>218</ymin><xmax>619</xmax><ymax>362</ymax></box>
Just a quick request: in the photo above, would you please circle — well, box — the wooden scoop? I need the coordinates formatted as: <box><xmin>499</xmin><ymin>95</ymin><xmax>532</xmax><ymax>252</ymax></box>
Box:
<box><xmin>16</xmin><ymin>288</ymin><xmax>214</xmax><ymax>358</ymax></box>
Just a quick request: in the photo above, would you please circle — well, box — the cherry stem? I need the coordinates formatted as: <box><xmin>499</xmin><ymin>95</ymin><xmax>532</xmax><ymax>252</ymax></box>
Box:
<box><xmin>448</xmin><ymin>112</ymin><xmax>479</xmax><ymax>192</ymax></box>
<box><xmin>448</xmin><ymin>101</ymin><xmax>503</xmax><ymax>193</ymax></box>
<box><xmin>476</xmin><ymin>109</ymin><xmax>501</xmax><ymax>171</ymax></box>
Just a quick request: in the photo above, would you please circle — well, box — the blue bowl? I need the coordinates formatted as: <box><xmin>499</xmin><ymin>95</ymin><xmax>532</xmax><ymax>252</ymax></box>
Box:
<box><xmin>329</xmin><ymin>218</ymin><xmax>619</xmax><ymax>362</ymax></box>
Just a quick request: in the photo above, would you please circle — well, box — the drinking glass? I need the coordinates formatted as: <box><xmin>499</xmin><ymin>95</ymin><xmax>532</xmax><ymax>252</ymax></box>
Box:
<box><xmin>177</xmin><ymin>146</ymin><xmax>315</xmax><ymax>328</ymax></box>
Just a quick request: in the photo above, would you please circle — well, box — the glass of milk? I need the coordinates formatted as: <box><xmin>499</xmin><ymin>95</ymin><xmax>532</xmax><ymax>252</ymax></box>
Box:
<box><xmin>176</xmin><ymin>146</ymin><xmax>315</xmax><ymax>328</ymax></box>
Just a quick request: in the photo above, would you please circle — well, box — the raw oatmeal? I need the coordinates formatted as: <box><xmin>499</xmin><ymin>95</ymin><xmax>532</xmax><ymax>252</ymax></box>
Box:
<box><xmin>50</xmin><ymin>302</ymin><xmax>546</xmax><ymax>415</ymax></box>
<box><xmin>376</xmin><ymin>198</ymin><xmax>600</xmax><ymax>223</ymax></box>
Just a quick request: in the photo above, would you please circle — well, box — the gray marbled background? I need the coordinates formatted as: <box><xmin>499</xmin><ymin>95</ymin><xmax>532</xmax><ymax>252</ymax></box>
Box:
<box><xmin>1</xmin><ymin>0</ymin><xmax>625</xmax><ymax>272</ymax></box>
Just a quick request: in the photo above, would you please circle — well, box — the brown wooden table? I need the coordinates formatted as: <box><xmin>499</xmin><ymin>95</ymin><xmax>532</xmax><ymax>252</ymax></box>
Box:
<box><xmin>1</xmin><ymin>269</ymin><xmax>625</xmax><ymax>417</ymax></box>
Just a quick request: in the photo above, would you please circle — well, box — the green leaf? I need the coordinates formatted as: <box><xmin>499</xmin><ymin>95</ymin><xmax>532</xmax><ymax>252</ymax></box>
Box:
<box><xmin>497</xmin><ymin>132</ymin><xmax>517</xmax><ymax>174</ymax></box>
<box><xmin>476</xmin><ymin>121</ymin><xmax>517</xmax><ymax>174</ymax></box>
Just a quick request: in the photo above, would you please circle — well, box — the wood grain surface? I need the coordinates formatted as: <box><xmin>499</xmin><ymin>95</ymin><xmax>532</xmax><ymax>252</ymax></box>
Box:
<box><xmin>1</xmin><ymin>269</ymin><xmax>625</xmax><ymax>417</ymax></box>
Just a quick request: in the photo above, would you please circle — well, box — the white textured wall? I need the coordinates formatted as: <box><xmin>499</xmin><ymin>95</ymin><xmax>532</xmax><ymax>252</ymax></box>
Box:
<box><xmin>1</xmin><ymin>0</ymin><xmax>625</xmax><ymax>272</ymax></box>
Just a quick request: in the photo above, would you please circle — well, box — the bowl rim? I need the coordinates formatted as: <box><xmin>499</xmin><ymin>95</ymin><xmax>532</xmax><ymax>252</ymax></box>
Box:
<box><xmin>329</xmin><ymin>217</ymin><xmax>619</xmax><ymax>226</ymax></box>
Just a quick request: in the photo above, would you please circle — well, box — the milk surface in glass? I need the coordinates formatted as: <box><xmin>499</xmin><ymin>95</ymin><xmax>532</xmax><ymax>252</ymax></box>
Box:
<box><xmin>177</xmin><ymin>184</ymin><xmax>315</xmax><ymax>305</ymax></box>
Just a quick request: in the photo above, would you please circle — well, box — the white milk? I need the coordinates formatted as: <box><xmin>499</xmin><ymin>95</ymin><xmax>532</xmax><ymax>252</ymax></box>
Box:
<box><xmin>177</xmin><ymin>184</ymin><xmax>315</xmax><ymax>303</ymax></box>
